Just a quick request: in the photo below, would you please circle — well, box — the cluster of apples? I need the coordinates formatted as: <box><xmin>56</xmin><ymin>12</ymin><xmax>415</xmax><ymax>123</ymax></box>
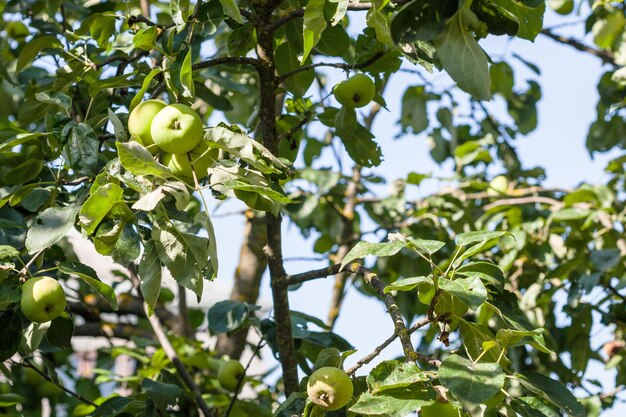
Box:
<box><xmin>128</xmin><ymin>100</ymin><xmax>218</xmax><ymax>182</ymax></box>
<box><xmin>20</xmin><ymin>276</ymin><xmax>66</xmax><ymax>323</ymax></box>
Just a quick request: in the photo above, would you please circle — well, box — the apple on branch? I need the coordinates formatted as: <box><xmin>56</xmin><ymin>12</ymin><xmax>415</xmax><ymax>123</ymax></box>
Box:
<box><xmin>151</xmin><ymin>103</ymin><xmax>204</xmax><ymax>154</ymax></box>
<box><xmin>20</xmin><ymin>276</ymin><xmax>66</xmax><ymax>323</ymax></box>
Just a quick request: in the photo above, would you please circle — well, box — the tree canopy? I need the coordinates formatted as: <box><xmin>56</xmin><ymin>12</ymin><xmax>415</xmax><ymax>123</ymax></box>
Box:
<box><xmin>1</xmin><ymin>0</ymin><xmax>626</xmax><ymax>416</ymax></box>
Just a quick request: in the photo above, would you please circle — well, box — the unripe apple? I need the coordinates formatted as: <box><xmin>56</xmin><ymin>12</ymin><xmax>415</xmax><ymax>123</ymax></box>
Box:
<box><xmin>128</xmin><ymin>99</ymin><xmax>167</xmax><ymax>154</ymax></box>
<box><xmin>151</xmin><ymin>103</ymin><xmax>204</xmax><ymax>154</ymax></box>
<box><xmin>307</xmin><ymin>367</ymin><xmax>353</xmax><ymax>411</ymax></box>
<box><xmin>162</xmin><ymin>141</ymin><xmax>219</xmax><ymax>182</ymax></box>
<box><xmin>333</xmin><ymin>73</ymin><xmax>376</xmax><ymax>108</ymax></box>
<box><xmin>20</xmin><ymin>276</ymin><xmax>66</xmax><ymax>323</ymax></box>
<box><xmin>217</xmin><ymin>359</ymin><xmax>245</xmax><ymax>392</ymax></box>
<box><xmin>420</xmin><ymin>401</ymin><xmax>459</xmax><ymax>417</ymax></box>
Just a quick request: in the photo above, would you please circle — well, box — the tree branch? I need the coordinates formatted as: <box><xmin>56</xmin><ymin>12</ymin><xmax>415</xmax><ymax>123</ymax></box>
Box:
<box><xmin>277</xmin><ymin>51</ymin><xmax>386</xmax><ymax>82</ymax></box>
<box><xmin>127</xmin><ymin>266</ymin><xmax>215</xmax><ymax>417</ymax></box>
<box><xmin>254</xmin><ymin>5</ymin><xmax>300</xmax><ymax>395</ymax></box>
<box><xmin>346</xmin><ymin>316</ymin><xmax>434</xmax><ymax>375</ymax></box>
<box><xmin>540</xmin><ymin>28</ymin><xmax>616</xmax><ymax>65</ymax></box>
<box><xmin>192</xmin><ymin>56</ymin><xmax>261</xmax><ymax>71</ymax></box>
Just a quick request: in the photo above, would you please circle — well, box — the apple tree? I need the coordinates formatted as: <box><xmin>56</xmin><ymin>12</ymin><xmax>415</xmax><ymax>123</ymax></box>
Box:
<box><xmin>0</xmin><ymin>0</ymin><xmax>625</xmax><ymax>416</ymax></box>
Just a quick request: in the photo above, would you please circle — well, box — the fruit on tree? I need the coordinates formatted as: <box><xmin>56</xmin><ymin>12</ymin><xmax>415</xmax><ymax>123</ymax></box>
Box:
<box><xmin>333</xmin><ymin>73</ymin><xmax>376</xmax><ymax>108</ymax></box>
<box><xmin>128</xmin><ymin>99</ymin><xmax>167</xmax><ymax>154</ymax></box>
<box><xmin>151</xmin><ymin>103</ymin><xmax>204</xmax><ymax>154</ymax></box>
<box><xmin>548</xmin><ymin>0</ymin><xmax>574</xmax><ymax>14</ymax></box>
<box><xmin>217</xmin><ymin>359</ymin><xmax>245</xmax><ymax>392</ymax></box>
<box><xmin>20</xmin><ymin>276</ymin><xmax>66</xmax><ymax>323</ymax></box>
<box><xmin>420</xmin><ymin>401</ymin><xmax>459</xmax><ymax>417</ymax></box>
<box><xmin>162</xmin><ymin>141</ymin><xmax>219</xmax><ymax>182</ymax></box>
<box><xmin>488</xmin><ymin>175</ymin><xmax>509</xmax><ymax>196</ymax></box>
<box><xmin>307</xmin><ymin>367</ymin><xmax>354</xmax><ymax>411</ymax></box>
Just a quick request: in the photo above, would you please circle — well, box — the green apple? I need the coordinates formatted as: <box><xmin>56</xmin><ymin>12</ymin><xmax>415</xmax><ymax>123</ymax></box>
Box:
<box><xmin>128</xmin><ymin>99</ymin><xmax>167</xmax><ymax>154</ymax></box>
<box><xmin>217</xmin><ymin>359</ymin><xmax>245</xmax><ymax>392</ymax></box>
<box><xmin>162</xmin><ymin>141</ymin><xmax>219</xmax><ymax>182</ymax></box>
<box><xmin>333</xmin><ymin>73</ymin><xmax>376</xmax><ymax>108</ymax></box>
<box><xmin>307</xmin><ymin>367</ymin><xmax>353</xmax><ymax>411</ymax></box>
<box><xmin>487</xmin><ymin>175</ymin><xmax>509</xmax><ymax>196</ymax></box>
<box><xmin>20</xmin><ymin>276</ymin><xmax>66</xmax><ymax>323</ymax></box>
<box><xmin>151</xmin><ymin>103</ymin><xmax>204</xmax><ymax>154</ymax></box>
<box><xmin>548</xmin><ymin>0</ymin><xmax>574</xmax><ymax>15</ymax></box>
<box><xmin>420</xmin><ymin>401</ymin><xmax>459</xmax><ymax>417</ymax></box>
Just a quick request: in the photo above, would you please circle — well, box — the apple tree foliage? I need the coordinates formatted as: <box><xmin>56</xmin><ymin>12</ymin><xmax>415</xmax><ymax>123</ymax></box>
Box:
<box><xmin>0</xmin><ymin>0</ymin><xmax>625</xmax><ymax>416</ymax></box>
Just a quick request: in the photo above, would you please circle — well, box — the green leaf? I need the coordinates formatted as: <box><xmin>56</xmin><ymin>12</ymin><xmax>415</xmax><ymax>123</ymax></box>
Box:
<box><xmin>133</xmin><ymin>26</ymin><xmax>158</xmax><ymax>51</ymax></box>
<box><xmin>0</xmin><ymin>393</ymin><xmax>26</xmax><ymax>407</ymax></box>
<box><xmin>62</xmin><ymin>123</ymin><xmax>99</xmax><ymax>175</ymax></box>
<box><xmin>88</xmin><ymin>72</ymin><xmax>139</xmax><ymax>97</ymax></box>
<box><xmin>459</xmin><ymin>320</ymin><xmax>507</xmax><ymax>365</ymax></box>
<box><xmin>406</xmin><ymin>236</ymin><xmax>445</xmax><ymax>255</ymax></box>
<box><xmin>0</xmin><ymin>280</ymin><xmax>21</xmax><ymax>311</ymax></box>
<box><xmin>16</xmin><ymin>36</ymin><xmax>62</xmax><ymax>73</ymax></box>
<box><xmin>35</xmin><ymin>90</ymin><xmax>72</xmax><ymax>115</ymax></box>
<box><xmin>108</xmin><ymin>109</ymin><xmax>129</xmax><ymax>142</ymax></box>
<box><xmin>434</xmin><ymin>8</ymin><xmax>490</xmax><ymax>100</ymax></box>
<box><xmin>20</xmin><ymin>321</ymin><xmax>51</xmax><ymax>353</ymax></box>
<box><xmin>400</xmin><ymin>86</ymin><xmax>429</xmax><ymax>134</ymax></box>
<box><xmin>302</xmin><ymin>0</ymin><xmax>327</xmax><ymax>63</ymax></box>
<box><xmin>489</xmin><ymin>0</ymin><xmax>545</xmax><ymax>41</ymax></box>
<box><xmin>171</xmin><ymin>0</ymin><xmax>190</xmax><ymax>32</ymax></box>
<box><xmin>512</xmin><ymin>397</ymin><xmax>561</xmax><ymax>417</ymax></box>
<box><xmin>496</xmin><ymin>328</ymin><xmax>552</xmax><ymax>354</ymax></box>
<box><xmin>205</xmin><ymin>126</ymin><xmax>292</xmax><ymax>175</ymax></box>
<box><xmin>367</xmin><ymin>360</ymin><xmax>428</xmax><ymax>394</ymax></box>
<box><xmin>486</xmin><ymin>290</ymin><xmax>534</xmax><ymax>331</ymax></box>
<box><xmin>550</xmin><ymin>207</ymin><xmax>591</xmax><ymax>222</ymax></box>
<box><xmin>58</xmin><ymin>261</ymin><xmax>118</xmax><ymax>310</ymax></box>
<box><xmin>180</xmin><ymin>49</ymin><xmax>195</xmax><ymax>99</ymax></box>
<box><xmin>0</xmin><ymin>132</ymin><xmax>47</xmax><ymax>154</ymax></box>
<box><xmin>457</xmin><ymin>261</ymin><xmax>504</xmax><ymax>292</ymax></box>
<box><xmin>25</xmin><ymin>205</ymin><xmax>80</xmax><ymax>254</ymax></box>
<box><xmin>341</xmin><ymin>240</ymin><xmax>407</xmax><ymax>269</ymax></box>
<box><xmin>47</xmin><ymin>312</ymin><xmax>74</xmax><ymax>349</ymax></box>
<box><xmin>208</xmin><ymin>300</ymin><xmax>260</xmax><ymax>334</ymax></box>
<box><xmin>456</xmin><ymin>230</ymin><xmax>507</xmax><ymax>246</ymax></box>
<box><xmin>335</xmin><ymin>107</ymin><xmax>383</xmax><ymax>167</ymax></box>
<box><xmin>133</xmin><ymin>182</ymin><xmax>190</xmax><ymax>212</ymax></box>
<box><xmin>391</xmin><ymin>0</ymin><xmax>456</xmax><ymax>43</ymax></box>
<box><xmin>79</xmin><ymin>183</ymin><xmax>125</xmax><ymax>235</ymax></box>
<box><xmin>0</xmin><ymin>245</ymin><xmax>19</xmax><ymax>261</ymax></box>
<box><xmin>349</xmin><ymin>384</ymin><xmax>435</xmax><ymax>417</ymax></box>
<box><xmin>138</xmin><ymin>239</ymin><xmax>162</xmax><ymax>317</ymax></box>
<box><xmin>515</xmin><ymin>372</ymin><xmax>586</xmax><ymax>417</ymax></box>
<box><xmin>116</xmin><ymin>142</ymin><xmax>172</xmax><ymax>178</ymax></box>
<box><xmin>130</xmin><ymin>69</ymin><xmax>162</xmax><ymax>112</ymax></box>
<box><xmin>438</xmin><ymin>276</ymin><xmax>487</xmax><ymax>310</ymax></box>
<box><xmin>195</xmin><ymin>212</ymin><xmax>219</xmax><ymax>281</ymax></box>
<box><xmin>76</xmin><ymin>12</ymin><xmax>118</xmax><ymax>48</ymax></box>
<box><xmin>141</xmin><ymin>378</ymin><xmax>182</xmax><ymax>410</ymax></box>
<box><xmin>219</xmin><ymin>0</ymin><xmax>244</xmax><ymax>24</ymax></box>
<box><xmin>0</xmin><ymin>310</ymin><xmax>21</xmax><ymax>362</ymax></box>
<box><xmin>438</xmin><ymin>354</ymin><xmax>505</xmax><ymax>406</ymax></box>
<box><xmin>384</xmin><ymin>276</ymin><xmax>432</xmax><ymax>293</ymax></box>
<box><xmin>152</xmin><ymin>223</ymin><xmax>209</xmax><ymax>299</ymax></box>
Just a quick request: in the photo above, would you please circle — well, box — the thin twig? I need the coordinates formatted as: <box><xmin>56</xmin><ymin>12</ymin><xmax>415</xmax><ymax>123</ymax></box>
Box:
<box><xmin>224</xmin><ymin>340</ymin><xmax>265</xmax><ymax>417</ymax></box>
<box><xmin>277</xmin><ymin>51</ymin><xmax>386</xmax><ymax>82</ymax></box>
<box><xmin>21</xmin><ymin>358</ymin><xmax>97</xmax><ymax>406</ymax></box>
<box><xmin>540</xmin><ymin>28</ymin><xmax>616</xmax><ymax>65</ymax></box>
<box><xmin>127</xmin><ymin>265</ymin><xmax>215</xmax><ymax>417</ymax></box>
<box><xmin>18</xmin><ymin>249</ymin><xmax>45</xmax><ymax>281</ymax></box>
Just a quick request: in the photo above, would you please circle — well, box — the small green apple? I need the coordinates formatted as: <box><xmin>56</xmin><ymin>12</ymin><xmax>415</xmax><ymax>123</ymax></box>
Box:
<box><xmin>333</xmin><ymin>73</ymin><xmax>376</xmax><ymax>108</ymax></box>
<box><xmin>20</xmin><ymin>276</ymin><xmax>66</xmax><ymax>323</ymax></box>
<box><xmin>307</xmin><ymin>367</ymin><xmax>353</xmax><ymax>411</ymax></box>
<box><xmin>128</xmin><ymin>99</ymin><xmax>167</xmax><ymax>154</ymax></box>
<box><xmin>151</xmin><ymin>103</ymin><xmax>204</xmax><ymax>154</ymax></box>
<box><xmin>420</xmin><ymin>401</ymin><xmax>459</xmax><ymax>417</ymax></box>
<box><xmin>218</xmin><ymin>359</ymin><xmax>245</xmax><ymax>392</ymax></box>
<box><xmin>548</xmin><ymin>0</ymin><xmax>574</xmax><ymax>14</ymax></box>
<box><xmin>487</xmin><ymin>175</ymin><xmax>509</xmax><ymax>196</ymax></box>
<box><xmin>162</xmin><ymin>141</ymin><xmax>219</xmax><ymax>182</ymax></box>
